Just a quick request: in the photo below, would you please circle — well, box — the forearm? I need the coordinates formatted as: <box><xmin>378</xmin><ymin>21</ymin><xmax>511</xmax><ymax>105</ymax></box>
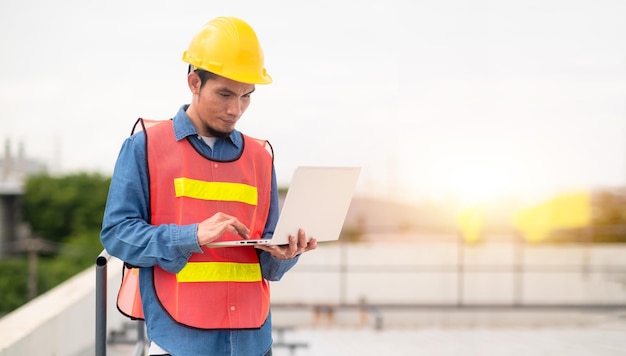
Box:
<box><xmin>259</xmin><ymin>250</ymin><xmax>299</xmax><ymax>281</ymax></box>
<box><xmin>101</xmin><ymin>217</ymin><xmax>200</xmax><ymax>273</ymax></box>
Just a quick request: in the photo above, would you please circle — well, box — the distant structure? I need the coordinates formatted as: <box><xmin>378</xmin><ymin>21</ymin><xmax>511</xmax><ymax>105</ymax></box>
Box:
<box><xmin>0</xmin><ymin>139</ymin><xmax>47</xmax><ymax>258</ymax></box>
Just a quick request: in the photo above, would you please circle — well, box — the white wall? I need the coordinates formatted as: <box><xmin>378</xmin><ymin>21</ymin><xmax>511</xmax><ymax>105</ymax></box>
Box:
<box><xmin>0</xmin><ymin>257</ymin><xmax>126</xmax><ymax>356</ymax></box>
<box><xmin>271</xmin><ymin>242</ymin><xmax>626</xmax><ymax>306</ymax></box>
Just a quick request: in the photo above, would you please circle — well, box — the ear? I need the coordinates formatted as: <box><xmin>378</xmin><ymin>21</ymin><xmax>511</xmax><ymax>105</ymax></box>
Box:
<box><xmin>187</xmin><ymin>71</ymin><xmax>202</xmax><ymax>95</ymax></box>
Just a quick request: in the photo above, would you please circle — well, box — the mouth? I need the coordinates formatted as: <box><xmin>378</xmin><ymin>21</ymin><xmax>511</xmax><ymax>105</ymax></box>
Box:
<box><xmin>219</xmin><ymin>116</ymin><xmax>238</xmax><ymax>126</ymax></box>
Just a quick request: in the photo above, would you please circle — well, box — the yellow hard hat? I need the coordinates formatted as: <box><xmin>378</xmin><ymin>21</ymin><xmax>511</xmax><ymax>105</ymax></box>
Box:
<box><xmin>182</xmin><ymin>16</ymin><xmax>272</xmax><ymax>84</ymax></box>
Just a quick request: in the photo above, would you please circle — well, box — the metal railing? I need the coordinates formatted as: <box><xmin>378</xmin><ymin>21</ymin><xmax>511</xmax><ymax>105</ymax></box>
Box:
<box><xmin>272</xmin><ymin>239</ymin><xmax>626</xmax><ymax>310</ymax></box>
<box><xmin>96</xmin><ymin>249</ymin><xmax>145</xmax><ymax>356</ymax></box>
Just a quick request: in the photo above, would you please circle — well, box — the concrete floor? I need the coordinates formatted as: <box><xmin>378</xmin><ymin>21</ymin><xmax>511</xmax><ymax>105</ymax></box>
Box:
<box><xmin>104</xmin><ymin>308</ymin><xmax>626</xmax><ymax>356</ymax></box>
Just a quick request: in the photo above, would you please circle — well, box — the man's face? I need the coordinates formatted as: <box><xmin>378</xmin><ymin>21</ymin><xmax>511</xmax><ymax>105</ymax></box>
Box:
<box><xmin>187</xmin><ymin>73</ymin><xmax>255</xmax><ymax>138</ymax></box>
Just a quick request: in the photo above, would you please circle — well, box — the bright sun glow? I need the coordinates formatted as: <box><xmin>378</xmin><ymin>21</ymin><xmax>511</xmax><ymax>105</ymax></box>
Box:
<box><xmin>430</xmin><ymin>153</ymin><xmax>520</xmax><ymax>206</ymax></box>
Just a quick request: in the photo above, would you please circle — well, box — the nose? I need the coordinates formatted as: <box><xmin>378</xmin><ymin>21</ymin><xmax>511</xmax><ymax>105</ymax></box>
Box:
<box><xmin>226</xmin><ymin>97</ymin><xmax>245</xmax><ymax>116</ymax></box>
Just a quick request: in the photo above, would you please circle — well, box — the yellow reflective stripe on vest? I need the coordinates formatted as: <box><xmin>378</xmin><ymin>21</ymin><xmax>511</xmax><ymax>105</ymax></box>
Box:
<box><xmin>174</xmin><ymin>177</ymin><xmax>258</xmax><ymax>205</ymax></box>
<box><xmin>176</xmin><ymin>262</ymin><xmax>262</xmax><ymax>282</ymax></box>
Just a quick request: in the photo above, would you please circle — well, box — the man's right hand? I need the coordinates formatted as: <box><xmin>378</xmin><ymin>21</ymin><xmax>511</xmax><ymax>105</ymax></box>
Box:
<box><xmin>196</xmin><ymin>212</ymin><xmax>250</xmax><ymax>246</ymax></box>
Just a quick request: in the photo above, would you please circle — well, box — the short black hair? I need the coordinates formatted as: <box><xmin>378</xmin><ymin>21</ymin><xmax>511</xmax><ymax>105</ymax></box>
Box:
<box><xmin>188</xmin><ymin>65</ymin><xmax>217</xmax><ymax>88</ymax></box>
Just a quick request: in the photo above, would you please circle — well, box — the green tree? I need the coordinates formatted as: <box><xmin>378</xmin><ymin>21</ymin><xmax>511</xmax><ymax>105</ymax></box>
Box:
<box><xmin>1</xmin><ymin>172</ymin><xmax>111</xmax><ymax>314</ymax></box>
<box><xmin>0</xmin><ymin>258</ymin><xmax>29</xmax><ymax>315</ymax></box>
<box><xmin>592</xmin><ymin>190</ymin><xmax>626</xmax><ymax>242</ymax></box>
<box><xmin>22</xmin><ymin>173</ymin><xmax>111</xmax><ymax>242</ymax></box>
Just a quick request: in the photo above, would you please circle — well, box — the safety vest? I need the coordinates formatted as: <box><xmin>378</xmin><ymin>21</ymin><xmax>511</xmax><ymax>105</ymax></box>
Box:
<box><xmin>116</xmin><ymin>119</ymin><xmax>273</xmax><ymax>329</ymax></box>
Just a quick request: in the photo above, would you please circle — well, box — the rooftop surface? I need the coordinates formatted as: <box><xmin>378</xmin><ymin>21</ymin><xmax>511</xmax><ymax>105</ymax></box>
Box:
<box><xmin>106</xmin><ymin>308</ymin><xmax>626</xmax><ymax>356</ymax></box>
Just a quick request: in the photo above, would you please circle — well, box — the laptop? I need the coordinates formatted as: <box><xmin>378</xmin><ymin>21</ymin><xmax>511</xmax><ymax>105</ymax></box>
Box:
<box><xmin>206</xmin><ymin>166</ymin><xmax>361</xmax><ymax>247</ymax></box>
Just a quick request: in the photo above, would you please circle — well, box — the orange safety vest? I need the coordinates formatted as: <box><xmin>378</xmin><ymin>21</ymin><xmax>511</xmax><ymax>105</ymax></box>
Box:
<box><xmin>117</xmin><ymin>119</ymin><xmax>273</xmax><ymax>329</ymax></box>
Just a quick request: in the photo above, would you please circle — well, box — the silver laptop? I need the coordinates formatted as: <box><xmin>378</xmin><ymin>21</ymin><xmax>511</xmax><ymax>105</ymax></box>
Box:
<box><xmin>207</xmin><ymin>166</ymin><xmax>361</xmax><ymax>247</ymax></box>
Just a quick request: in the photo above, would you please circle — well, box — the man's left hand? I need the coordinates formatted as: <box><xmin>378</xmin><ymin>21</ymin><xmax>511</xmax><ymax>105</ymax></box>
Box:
<box><xmin>255</xmin><ymin>228</ymin><xmax>317</xmax><ymax>259</ymax></box>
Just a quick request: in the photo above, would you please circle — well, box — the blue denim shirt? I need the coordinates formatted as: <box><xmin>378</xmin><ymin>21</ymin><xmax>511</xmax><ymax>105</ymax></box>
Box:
<box><xmin>100</xmin><ymin>105</ymin><xmax>299</xmax><ymax>355</ymax></box>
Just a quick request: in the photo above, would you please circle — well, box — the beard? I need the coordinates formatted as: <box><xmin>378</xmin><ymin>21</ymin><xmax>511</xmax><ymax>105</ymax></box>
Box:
<box><xmin>205</xmin><ymin>123</ymin><xmax>232</xmax><ymax>139</ymax></box>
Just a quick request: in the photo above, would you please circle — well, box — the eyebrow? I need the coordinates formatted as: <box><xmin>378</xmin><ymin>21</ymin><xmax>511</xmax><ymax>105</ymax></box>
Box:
<box><xmin>218</xmin><ymin>87</ymin><xmax>256</xmax><ymax>96</ymax></box>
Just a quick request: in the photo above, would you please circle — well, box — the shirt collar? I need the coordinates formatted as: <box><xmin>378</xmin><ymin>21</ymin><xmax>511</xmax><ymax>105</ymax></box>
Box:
<box><xmin>172</xmin><ymin>104</ymin><xmax>242</xmax><ymax>149</ymax></box>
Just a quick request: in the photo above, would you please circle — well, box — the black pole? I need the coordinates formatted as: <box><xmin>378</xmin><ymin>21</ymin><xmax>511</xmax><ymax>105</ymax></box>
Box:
<box><xmin>96</xmin><ymin>250</ymin><xmax>111</xmax><ymax>356</ymax></box>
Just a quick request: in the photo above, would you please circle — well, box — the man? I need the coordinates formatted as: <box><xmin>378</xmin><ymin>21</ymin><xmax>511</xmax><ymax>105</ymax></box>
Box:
<box><xmin>100</xmin><ymin>16</ymin><xmax>317</xmax><ymax>356</ymax></box>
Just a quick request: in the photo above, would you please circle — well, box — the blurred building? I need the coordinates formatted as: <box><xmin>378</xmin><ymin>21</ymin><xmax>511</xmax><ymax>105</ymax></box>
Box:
<box><xmin>0</xmin><ymin>139</ymin><xmax>47</xmax><ymax>258</ymax></box>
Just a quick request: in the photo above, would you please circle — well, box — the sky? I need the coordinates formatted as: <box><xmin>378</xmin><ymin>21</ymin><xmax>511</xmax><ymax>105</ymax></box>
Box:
<box><xmin>1</xmin><ymin>0</ymin><xmax>625</xmax><ymax>205</ymax></box>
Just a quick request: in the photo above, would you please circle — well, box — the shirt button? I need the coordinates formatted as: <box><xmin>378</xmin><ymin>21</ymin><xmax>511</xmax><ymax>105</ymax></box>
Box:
<box><xmin>230</xmin><ymin>306</ymin><xmax>236</xmax><ymax>311</ymax></box>
<box><xmin>214</xmin><ymin>163</ymin><xmax>219</xmax><ymax>168</ymax></box>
